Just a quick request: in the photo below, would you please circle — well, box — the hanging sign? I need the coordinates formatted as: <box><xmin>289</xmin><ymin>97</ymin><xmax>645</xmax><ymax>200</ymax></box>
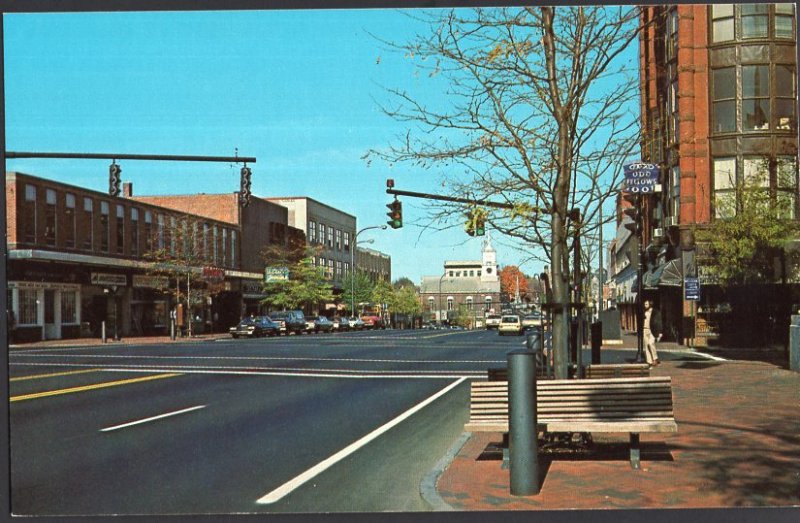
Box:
<box><xmin>623</xmin><ymin>162</ymin><xmax>660</xmax><ymax>193</ymax></box>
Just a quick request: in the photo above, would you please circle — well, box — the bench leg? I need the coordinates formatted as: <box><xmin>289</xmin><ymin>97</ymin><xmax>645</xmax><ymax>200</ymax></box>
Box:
<box><xmin>629</xmin><ymin>433</ymin><xmax>641</xmax><ymax>470</ymax></box>
<box><xmin>502</xmin><ymin>433</ymin><xmax>509</xmax><ymax>470</ymax></box>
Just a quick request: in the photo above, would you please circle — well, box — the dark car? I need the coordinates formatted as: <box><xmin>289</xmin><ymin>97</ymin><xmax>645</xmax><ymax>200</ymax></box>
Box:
<box><xmin>230</xmin><ymin>316</ymin><xmax>279</xmax><ymax>338</ymax></box>
<box><xmin>313</xmin><ymin>316</ymin><xmax>334</xmax><ymax>333</ymax></box>
<box><xmin>268</xmin><ymin>310</ymin><xmax>307</xmax><ymax>335</ymax></box>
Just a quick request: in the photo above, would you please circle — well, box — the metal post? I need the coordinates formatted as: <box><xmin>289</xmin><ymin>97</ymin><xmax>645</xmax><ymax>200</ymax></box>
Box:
<box><xmin>508</xmin><ymin>349</ymin><xmax>539</xmax><ymax>496</ymax></box>
<box><xmin>113</xmin><ymin>295</ymin><xmax>121</xmax><ymax>341</ymax></box>
<box><xmin>101</xmin><ymin>321</ymin><xmax>107</xmax><ymax>343</ymax></box>
<box><xmin>635</xmin><ymin>233</ymin><xmax>645</xmax><ymax>363</ymax></box>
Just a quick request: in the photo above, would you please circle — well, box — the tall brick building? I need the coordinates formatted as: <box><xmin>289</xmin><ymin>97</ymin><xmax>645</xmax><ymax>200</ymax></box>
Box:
<box><xmin>634</xmin><ymin>4</ymin><xmax>798</xmax><ymax>346</ymax></box>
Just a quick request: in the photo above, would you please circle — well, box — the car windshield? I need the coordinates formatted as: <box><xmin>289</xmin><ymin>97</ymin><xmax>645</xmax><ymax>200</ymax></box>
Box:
<box><xmin>239</xmin><ymin>318</ymin><xmax>255</xmax><ymax>325</ymax></box>
<box><xmin>502</xmin><ymin>316</ymin><xmax>519</xmax><ymax>323</ymax></box>
<box><xmin>488</xmin><ymin>315</ymin><xmax>501</xmax><ymax>319</ymax></box>
<box><xmin>269</xmin><ymin>312</ymin><xmax>288</xmax><ymax>319</ymax></box>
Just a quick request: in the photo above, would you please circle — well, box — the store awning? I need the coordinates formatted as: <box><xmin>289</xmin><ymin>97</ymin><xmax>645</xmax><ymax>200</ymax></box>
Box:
<box><xmin>643</xmin><ymin>259</ymin><xmax>683</xmax><ymax>289</ymax></box>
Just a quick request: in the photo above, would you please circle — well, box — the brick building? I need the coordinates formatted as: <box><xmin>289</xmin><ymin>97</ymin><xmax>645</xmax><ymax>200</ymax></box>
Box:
<box><xmin>632</xmin><ymin>3</ymin><xmax>798</xmax><ymax>345</ymax></box>
<box><xmin>6</xmin><ymin>172</ymin><xmax>262</xmax><ymax>342</ymax></box>
<box><xmin>132</xmin><ymin>192</ymin><xmax>303</xmax><ymax>315</ymax></box>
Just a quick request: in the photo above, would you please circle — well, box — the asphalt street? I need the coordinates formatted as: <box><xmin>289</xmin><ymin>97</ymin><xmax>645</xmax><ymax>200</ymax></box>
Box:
<box><xmin>8</xmin><ymin>328</ymin><xmax>709</xmax><ymax>515</ymax></box>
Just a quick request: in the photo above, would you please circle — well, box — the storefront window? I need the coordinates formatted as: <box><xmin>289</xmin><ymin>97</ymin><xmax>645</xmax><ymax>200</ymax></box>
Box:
<box><xmin>712</xmin><ymin>67</ymin><xmax>736</xmax><ymax>133</ymax></box>
<box><xmin>24</xmin><ymin>184</ymin><xmax>37</xmax><ymax>243</ymax></box>
<box><xmin>45</xmin><ymin>189</ymin><xmax>57</xmax><ymax>246</ymax></box>
<box><xmin>61</xmin><ymin>291</ymin><xmax>77</xmax><ymax>324</ymax></box>
<box><xmin>19</xmin><ymin>289</ymin><xmax>38</xmax><ymax>325</ymax></box>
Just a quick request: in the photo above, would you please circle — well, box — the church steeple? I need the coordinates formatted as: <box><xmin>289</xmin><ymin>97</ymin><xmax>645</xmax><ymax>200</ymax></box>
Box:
<box><xmin>481</xmin><ymin>231</ymin><xmax>498</xmax><ymax>282</ymax></box>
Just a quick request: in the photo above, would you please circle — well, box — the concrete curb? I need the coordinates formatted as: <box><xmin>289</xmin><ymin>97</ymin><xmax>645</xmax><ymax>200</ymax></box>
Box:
<box><xmin>420</xmin><ymin>431</ymin><xmax>471</xmax><ymax>511</ymax></box>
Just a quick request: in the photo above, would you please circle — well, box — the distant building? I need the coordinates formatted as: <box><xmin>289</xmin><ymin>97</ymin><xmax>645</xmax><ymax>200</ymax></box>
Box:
<box><xmin>418</xmin><ymin>234</ymin><xmax>501</xmax><ymax>323</ymax></box>
<box><xmin>356</xmin><ymin>246</ymin><xmax>391</xmax><ymax>283</ymax></box>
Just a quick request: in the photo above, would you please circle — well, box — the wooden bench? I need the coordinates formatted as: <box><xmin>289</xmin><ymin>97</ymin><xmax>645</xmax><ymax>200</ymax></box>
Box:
<box><xmin>488</xmin><ymin>363</ymin><xmax>649</xmax><ymax>382</ymax></box>
<box><xmin>464</xmin><ymin>377</ymin><xmax>677</xmax><ymax>469</ymax></box>
<box><xmin>584</xmin><ymin>363</ymin><xmax>650</xmax><ymax>379</ymax></box>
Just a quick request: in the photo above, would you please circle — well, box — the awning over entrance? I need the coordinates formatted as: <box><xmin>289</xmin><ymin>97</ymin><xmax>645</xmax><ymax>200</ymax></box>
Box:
<box><xmin>643</xmin><ymin>259</ymin><xmax>683</xmax><ymax>289</ymax></box>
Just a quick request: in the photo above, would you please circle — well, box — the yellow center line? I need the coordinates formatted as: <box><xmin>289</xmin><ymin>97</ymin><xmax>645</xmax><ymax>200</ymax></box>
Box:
<box><xmin>10</xmin><ymin>368</ymin><xmax>105</xmax><ymax>382</ymax></box>
<box><xmin>10</xmin><ymin>373</ymin><xmax>183</xmax><ymax>403</ymax></box>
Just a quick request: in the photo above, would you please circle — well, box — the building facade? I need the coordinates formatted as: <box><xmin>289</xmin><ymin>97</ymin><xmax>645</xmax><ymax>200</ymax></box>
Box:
<box><xmin>266</xmin><ymin>197</ymin><xmax>357</xmax><ymax>290</ymax></box>
<box><xmin>6</xmin><ymin>172</ymin><xmax>261</xmax><ymax>342</ymax></box>
<box><xmin>418</xmin><ymin>235</ymin><xmax>502</xmax><ymax>324</ymax></box>
<box><xmin>635</xmin><ymin>3</ymin><xmax>798</xmax><ymax>345</ymax></box>
<box><xmin>356</xmin><ymin>246</ymin><xmax>391</xmax><ymax>283</ymax></box>
<box><xmin>131</xmin><ymin>192</ymin><xmax>303</xmax><ymax>315</ymax></box>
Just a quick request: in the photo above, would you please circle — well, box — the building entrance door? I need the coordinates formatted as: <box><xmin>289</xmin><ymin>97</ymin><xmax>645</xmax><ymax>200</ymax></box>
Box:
<box><xmin>43</xmin><ymin>289</ymin><xmax>61</xmax><ymax>339</ymax></box>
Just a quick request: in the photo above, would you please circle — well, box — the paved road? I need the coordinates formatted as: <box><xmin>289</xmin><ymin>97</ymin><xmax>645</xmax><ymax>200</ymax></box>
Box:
<box><xmin>9</xmin><ymin>328</ymin><xmax>712</xmax><ymax>515</ymax></box>
<box><xmin>8</xmin><ymin>329</ymin><xmax>512</xmax><ymax>515</ymax></box>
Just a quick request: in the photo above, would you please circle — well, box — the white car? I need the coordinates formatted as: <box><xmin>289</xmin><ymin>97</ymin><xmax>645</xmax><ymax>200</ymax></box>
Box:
<box><xmin>521</xmin><ymin>312</ymin><xmax>544</xmax><ymax>329</ymax></box>
<box><xmin>498</xmin><ymin>315</ymin><xmax>524</xmax><ymax>336</ymax></box>
<box><xmin>485</xmin><ymin>314</ymin><xmax>502</xmax><ymax>329</ymax></box>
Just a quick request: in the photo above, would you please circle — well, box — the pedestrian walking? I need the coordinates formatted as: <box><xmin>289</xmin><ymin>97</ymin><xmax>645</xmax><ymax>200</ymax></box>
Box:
<box><xmin>643</xmin><ymin>299</ymin><xmax>662</xmax><ymax>366</ymax></box>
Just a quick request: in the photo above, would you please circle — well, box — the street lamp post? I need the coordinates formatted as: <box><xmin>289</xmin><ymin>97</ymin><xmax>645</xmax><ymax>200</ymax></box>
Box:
<box><xmin>438</xmin><ymin>272</ymin><xmax>447</xmax><ymax>326</ymax></box>
<box><xmin>351</xmin><ymin>225</ymin><xmax>387</xmax><ymax>317</ymax></box>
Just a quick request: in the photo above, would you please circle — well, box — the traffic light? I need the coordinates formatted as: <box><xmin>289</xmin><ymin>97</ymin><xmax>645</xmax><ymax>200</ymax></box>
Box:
<box><xmin>622</xmin><ymin>192</ymin><xmax>642</xmax><ymax>235</ymax></box>
<box><xmin>386</xmin><ymin>198</ymin><xmax>402</xmax><ymax>229</ymax></box>
<box><xmin>239</xmin><ymin>166</ymin><xmax>252</xmax><ymax>207</ymax></box>
<box><xmin>465</xmin><ymin>208</ymin><xmax>486</xmax><ymax>236</ymax></box>
<box><xmin>474</xmin><ymin>213</ymin><xmax>486</xmax><ymax>236</ymax></box>
<box><xmin>109</xmin><ymin>163</ymin><xmax>121</xmax><ymax>197</ymax></box>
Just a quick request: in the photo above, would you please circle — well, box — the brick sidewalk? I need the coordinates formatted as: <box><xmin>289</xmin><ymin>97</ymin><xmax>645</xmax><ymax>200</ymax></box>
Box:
<box><xmin>436</xmin><ymin>357</ymin><xmax>800</xmax><ymax>510</ymax></box>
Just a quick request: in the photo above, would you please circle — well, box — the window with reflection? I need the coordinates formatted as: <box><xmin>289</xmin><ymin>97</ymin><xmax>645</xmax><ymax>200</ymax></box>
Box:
<box><xmin>712</xmin><ymin>67</ymin><xmax>736</xmax><ymax>133</ymax></box>
<box><xmin>741</xmin><ymin>4</ymin><xmax>769</xmax><ymax>38</ymax></box>
<box><xmin>45</xmin><ymin>189</ymin><xmax>56</xmax><ymax>246</ymax></box>
<box><xmin>742</xmin><ymin>65</ymin><xmax>770</xmax><ymax>131</ymax></box>
<box><xmin>711</xmin><ymin>4</ymin><xmax>735</xmax><ymax>42</ymax></box>
<box><xmin>775</xmin><ymin>65</ymin><xmax>797</xmax><ymax>131</ymax></box>
<box><xmin>65</xmin><ymin>193</ymin><xmax>76</xmax><ymax>248</ymax></box>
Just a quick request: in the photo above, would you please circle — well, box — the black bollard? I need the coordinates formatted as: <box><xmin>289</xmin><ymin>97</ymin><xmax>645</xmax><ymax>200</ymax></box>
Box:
<box><xmin>591</xmin><ymin>321</ymin><xmax>602</xmax><ymax>364</ymax></box>
<box><xmin>508</xmin><ymin>349</ymin><xmax>539</xmax><ymax>496</ymax></box>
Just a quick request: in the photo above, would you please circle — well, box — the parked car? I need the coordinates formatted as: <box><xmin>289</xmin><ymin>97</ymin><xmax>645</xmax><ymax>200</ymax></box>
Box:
<box><xmin>230</xmin><ymin>316</ymin><xmax>279</xmax><ymax>338</ymax></box>
<box><xmin>360</xmin><ymin>314</ymin><xmax>385</xmax><ymax>330</ymax></box>
<box><xmin>333</xmin><ymin>317</ymin><xmax>348</xmax><ymax>331</ymax></box>
<box><xmin>347</xmin><ymin>316</ymin><xmax>366</xmax><ymax>330</ymax></box>
<box><xmin>313</xmin><ymin>316</ymin><xmax>334</xmax><ymax>333</ymax></box>
<box><xmin>521</xmin><ymin>311</ymin><xmax>544</xmax><ymax>330</ymax></box>
<box><xmin>498</xmin><ymin>315</ymin><xmax>524</xmax><ymax>336</ymax></box>
<box><xmin>485</xmin><ymin>314</ymin><xmax>502</xmax><ymax>329</ymax></box>
<box><xmin>268</xmin><ymin>310</ymin><xmax>307</xmax><ymax>335</ymax></box>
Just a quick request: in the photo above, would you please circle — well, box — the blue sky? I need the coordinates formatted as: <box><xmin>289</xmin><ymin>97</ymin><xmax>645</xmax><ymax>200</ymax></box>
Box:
<box><xmin>4</xmin><ymin>8</ymin><xmax>635</xmax><ymax>283</ymax></box>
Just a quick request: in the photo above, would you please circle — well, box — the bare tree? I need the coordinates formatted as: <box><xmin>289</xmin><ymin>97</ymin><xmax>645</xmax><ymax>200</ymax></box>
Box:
<box><xmin>369</xmin><ymin>6</ymin><xmax>644</xmax><ymax>377</ymax></box>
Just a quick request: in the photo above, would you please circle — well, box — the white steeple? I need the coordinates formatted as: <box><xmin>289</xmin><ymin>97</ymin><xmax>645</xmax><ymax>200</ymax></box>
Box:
<box><xmin>481</xmin><ymin>231</ymin><xmax>498</xmax><ymax>282</ymax></box>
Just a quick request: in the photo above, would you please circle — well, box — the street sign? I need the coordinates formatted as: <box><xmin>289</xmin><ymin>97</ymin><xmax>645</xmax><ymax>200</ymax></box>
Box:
<box><xmin>623</xmin><ymin>162</ymin><xmax>660</xmax><ymax>194</ymax></box>
<box><xmin>684</xmin><ymin>277</ymin><xmax>701</xmax><ymax>301</ymax></box>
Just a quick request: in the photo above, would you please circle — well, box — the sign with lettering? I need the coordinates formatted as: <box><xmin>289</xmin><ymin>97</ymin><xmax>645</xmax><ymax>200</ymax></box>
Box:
<box><xmin>264</xmin><ymin>267</ymin><xmax>289</xmax><ymax>282</ymax></box>
<box><xmin>684</xmin><ymin>277</ymin><xmax>701</xmax><ymax>301</ymax></box>
<box><xmin>203</xmin><ymin>267</ymin><xmax>225</xmax><ymax>283</ymax></box>
<box><xmin>623</xmin><ymin>162</ymin><xmax>660</xmax><ymax>193</ymax></box>
<box><xmin>91</xmin><ymin>273</ymin><xmax>127</xmax><ymax>286</ymax></box>
<box><xmin>132</xmin><ymin>275</ymin><xmax>169</xmax><ymax>289</ymax></box>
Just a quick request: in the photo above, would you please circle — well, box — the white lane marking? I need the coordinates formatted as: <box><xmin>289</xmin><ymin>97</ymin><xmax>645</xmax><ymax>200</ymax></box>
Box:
<box><xmin>256</xmin><ymin>377</ymin><xmax>468</xmax><ymax>504</ymax></box>
<box><xmin>11</xmin><ymin>362</ymin><xmax>484</xmax><ymax>379</ymax></box>
<box><xmin>100</xmin><ymin>405</ymin><xmax>206</xmax><ymax>432</ymax></box>
<box><xmin>10</xmin><ymin>353</ymin><xmax>505</xmax><ymax>365</ymax></box>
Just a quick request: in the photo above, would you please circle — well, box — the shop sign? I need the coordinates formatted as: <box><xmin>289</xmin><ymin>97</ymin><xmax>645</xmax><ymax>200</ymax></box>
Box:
<box><xmin>203</xmin><ymin>267</ymin><xmax>225</xmax><ymax>283</ymax></box>
<box><xmin>90</xmin><ymin>273</ymin><xmax>127</xmax><ymax>286</ymax></box>
<box><xmin>265</xmin><ymin>267</ymin><xmax>289</xmax><ymax>282</ymax></box>
<box><xmin>623</xmin><ymin>162</ymin><xmax>660</xmax><ymax>194</ymax></box>
<box><xmin>133</xmin><ymin>275</ymin><xmax>169</xmax><ymax>289</ymax></box>
<box><xmin>9</xmin><ymin>281</ymin><xmax>80</xmax><ymax>291</ymax></box>
<box><xmin>242</xmin><ymin>280</ymin><xmax>266</xmax><ymax>297</ymax></box>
